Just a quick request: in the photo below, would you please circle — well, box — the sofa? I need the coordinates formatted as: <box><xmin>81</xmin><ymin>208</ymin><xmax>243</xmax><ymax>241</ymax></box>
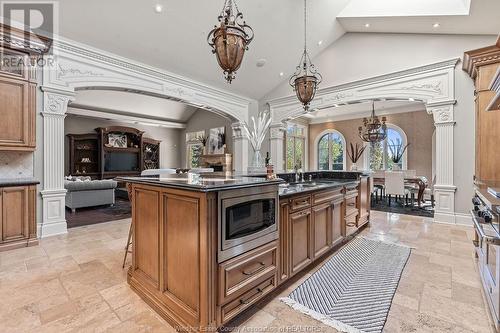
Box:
<box><xmin>65</xmin><ymin>179</ymin><xmax>118</xmax><ymax>213</ymax></box>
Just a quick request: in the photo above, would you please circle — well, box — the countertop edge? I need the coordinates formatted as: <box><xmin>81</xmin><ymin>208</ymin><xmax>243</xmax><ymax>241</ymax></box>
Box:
<box><xmin>0</xmin><ymin>178</ymin><xmax>40</xmax><ymax>187</ymax></box>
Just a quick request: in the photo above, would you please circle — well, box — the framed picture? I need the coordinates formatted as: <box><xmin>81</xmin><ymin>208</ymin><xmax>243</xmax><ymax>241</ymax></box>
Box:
<box><xmin>108</xmin><ymin>133</ymin><xmax>127</xmax><ymax>148</ymax></box>
<box><xmin>208</xmin><ymin>127</ymin><xmax>225</xmax><ymax>155</ymax></box>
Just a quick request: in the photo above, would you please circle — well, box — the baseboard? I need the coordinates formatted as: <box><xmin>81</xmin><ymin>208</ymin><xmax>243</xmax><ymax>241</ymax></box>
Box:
<box><xmin>433</xmin><ymin>211</ymin><xmax>472</xmax><ymax>227</ymax></box>
<box><xmin>455</xmin><ymin>213</ymin><xmax>472</xmax><ymax>226</ymax></box>
<box><xmin>39</xmin><ymin>220</ymin><xmax>68</xmax><ymax>238</ymax></box>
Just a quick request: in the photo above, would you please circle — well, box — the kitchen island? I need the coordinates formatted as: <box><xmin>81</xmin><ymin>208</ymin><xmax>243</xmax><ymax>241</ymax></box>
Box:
<box><xmin>120</xmin><ymin>171</ymin><xmax>370</xmax><ymax>332</ymax></box>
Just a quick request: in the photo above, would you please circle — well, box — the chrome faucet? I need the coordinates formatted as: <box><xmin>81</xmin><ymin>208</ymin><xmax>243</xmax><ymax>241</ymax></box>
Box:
<box><xmin>294</xmin><ymin>165</ymin><xmax>301</xmax><ymax>183</ymax></box>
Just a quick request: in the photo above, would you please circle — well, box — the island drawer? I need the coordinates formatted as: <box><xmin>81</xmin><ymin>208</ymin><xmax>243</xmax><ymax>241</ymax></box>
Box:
<box><xmin>219</xmin><ymin>275</ymin><xmax>276</xmax><ymax>324</ymax></box>
<box><xmin>290</xmin><ymin>195</ymin><xmax>311</xmax><ymax>212</ymax></box>
<box><xmin>218</xmin><ymin>241</ymin><xmax>277</xmax><ymax>304</ymax></box>
<box><xmin>313</xmin><ymin>189</ymin><xmax>343</xmax><ymax>205</ymax></box>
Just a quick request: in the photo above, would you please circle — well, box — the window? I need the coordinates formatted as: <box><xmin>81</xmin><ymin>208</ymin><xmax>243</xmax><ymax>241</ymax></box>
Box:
<box><xmin>317</xmin><ymin>131</ymin><xmax>345</xmax><ymax>171</ymax></box>
<box><xmin>367</xmin><ymin>125</ymin><xmax>407</xmax><ymax>170</ymax></box>
<box><xmin>285</xmin><ymin>124</ymin><xmax>306</xmax><ymax>171</ymax></box>
<box><xmin>186</xmin><ymin>131</ymin><xmax>205</xmax><ymax>168</ymax></box>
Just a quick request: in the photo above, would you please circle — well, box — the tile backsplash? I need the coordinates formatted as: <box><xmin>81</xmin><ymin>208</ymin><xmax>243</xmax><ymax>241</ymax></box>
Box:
<box><xmin>0</xmin><ymin>152</ymin><xmax>34</xmax><ymax>178</ymax></box>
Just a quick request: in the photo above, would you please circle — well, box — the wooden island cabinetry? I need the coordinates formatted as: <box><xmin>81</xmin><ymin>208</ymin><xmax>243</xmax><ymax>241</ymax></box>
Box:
<box><xmin>123</xmin><ymin>174</ymin><xmax>370</xmax><ymax>332</ymax></box>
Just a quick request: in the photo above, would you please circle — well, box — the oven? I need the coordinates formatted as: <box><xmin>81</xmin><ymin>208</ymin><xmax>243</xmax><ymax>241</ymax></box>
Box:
<box><xmin>218</xmin><ymin>185</ymin><xmax>279</xmax><ymax>263</ymax></box>
<box><xmin>472</xmin><ymin>193</ymin><xmax>500</xmax><ymax>328</ymax></box>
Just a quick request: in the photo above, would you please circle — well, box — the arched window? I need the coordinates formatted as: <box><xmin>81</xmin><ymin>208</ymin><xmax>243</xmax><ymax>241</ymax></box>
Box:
<box><xmin>368</xmin><ymin>124</ymin><xmax>407</xmax><ymax>170</ymax></box>
<box><xmin>317</xmin><ymin>131</ymin><xmax>346</xmax><ymax>170</ymax></box>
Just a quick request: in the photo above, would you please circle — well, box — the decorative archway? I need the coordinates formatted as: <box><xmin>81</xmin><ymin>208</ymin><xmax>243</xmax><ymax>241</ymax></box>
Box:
<box><xmin>267</xmin><ymin>58</ymin><xmax>459</xmax><ymax>225</ymax></box>
<box><xmin>39</xmin><ymin>39</ymin><xmax>252</xmax><ymax>237</ymax></box>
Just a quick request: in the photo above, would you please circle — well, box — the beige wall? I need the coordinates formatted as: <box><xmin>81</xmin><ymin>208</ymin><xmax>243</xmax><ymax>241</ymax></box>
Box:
<box><xmin>308</xmin><ymin>110</ymin><xmax>435</xmax><ymax>180</ymax></box>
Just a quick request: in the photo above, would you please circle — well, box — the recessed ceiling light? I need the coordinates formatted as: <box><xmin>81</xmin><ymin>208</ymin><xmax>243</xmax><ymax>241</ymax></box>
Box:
<box><xmin>364</xmin><ymin>23</ymin><xmax>370</xmax><ymax>28</ymax></box>
<box><xmin>318</xmin><ymin>40</ymin><xmax>323</xmax><ymax>46</ymax></box>
<box><xmin>433</xmin><ymin>22</ymin><xmax>440</xmax><ymax>28</ymax></box>
<box><xmin>279</xmin><ymin>72</ymin><xmax>284</xmax><ymax>77</ymax></box>
<box><xmin>256</xmin><ymin>59</ymin><xmax>267</xmax><ymax>67</ymax></box>
<box><xmin>154</xmin><ymin>4</ymin><xmax>163</xmax><ymax>13</ymax></box>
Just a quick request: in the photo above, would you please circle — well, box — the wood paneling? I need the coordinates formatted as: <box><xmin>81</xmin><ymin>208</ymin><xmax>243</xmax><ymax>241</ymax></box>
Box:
<box><xmin>278</xmin><ymin>201</ymin><xmax>290</xmax><ymax>284</ymax></box>
<box><xmin>0</xmin><ymin>185</ymin><xmax>37</xmax><ymax>251</ymax></box>
<box><xmin>332</xmin><ymin>201</ymin><xmax>343</xmax><ymax>245</ymax></box>
<box><xmin>358</xmin><ymin>176</ymin><xmax>370</xmax><ymax>228</ymax></box>
<box><xmin>133</xmin><ymin>188</ymin><xmax>160</xmax><ymax>288</ymax></box>
<box><xmin>164</xmin><ymin>194</ymin><xmax>200</xmax><ymax>314</ymax></box>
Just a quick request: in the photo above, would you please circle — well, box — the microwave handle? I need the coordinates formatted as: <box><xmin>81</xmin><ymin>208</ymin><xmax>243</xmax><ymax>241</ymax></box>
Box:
<box><xmin>471</xmin><ymin>210</ymin><xmax>500</xmax><ymax>246</ymax></box>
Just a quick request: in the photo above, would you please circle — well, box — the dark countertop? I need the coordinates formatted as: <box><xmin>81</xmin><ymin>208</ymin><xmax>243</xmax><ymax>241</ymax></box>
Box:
<box><xmin>0</xmin><ymin>178</ymin><xmax>40</xmax><ymax>187</ymax></box>
<box><xmin>117</xmin><ymin>174</ymin><xmax>283</xmax><ymax>192</ymax></box>
<box><xmin>475</xmin><ymin>180</ymin><xmax>500</xmax><ymax>211</ymax></box>
<box><xmin>279</xmin><ymin>179</ymin><xmax>359</xmax><ymax>198</ymax></box>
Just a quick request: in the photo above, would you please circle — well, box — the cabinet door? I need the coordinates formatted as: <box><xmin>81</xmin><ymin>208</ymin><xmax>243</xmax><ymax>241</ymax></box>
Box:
<box><xmin>1</xmin><ymin>186</ymin><xmax>29</xmax><ymax>242</ymax></box>
<box><xmin>358</xmin><ymin>176</ymin><xmax>370</xmax><ymax>227</ymax></box>
<box><xmin>0</xmin><ymin>76</ymin><xmax>35</xmax><ymax>150</ymax></box>
<box><xmin>312</xmin><ymin>202</ymin><xmax>331</xmax><ymax>259</ymax></box>
<box><xmin>289</xmin><ymin>209</ymin><xmax>313</xmax><ymax>276</ymax></box>
<box><xmin>332</xmin><ymin>201</ymin><xmax>344</xmax><ymax>246</ymax></box>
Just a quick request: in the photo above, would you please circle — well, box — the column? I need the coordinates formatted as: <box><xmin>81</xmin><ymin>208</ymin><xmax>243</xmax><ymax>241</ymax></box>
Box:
<box><xmin>231</xmin><ymin>122</ymin><xmax>249</xmax><ymax>173</ymax></box>
<box><xmin>428</xmin><ymin>103</ymin><xmax>457</xmax><ymax>224</ymax></box>
<box><xmin>39</xmin><ymin>86</ymin><xmax>75</xmax><ymax>237</ymax></box>
<box><xmin>269</xmin><ymin>122</ymin><xmax>286</xmax><ymax>173</ymax></box>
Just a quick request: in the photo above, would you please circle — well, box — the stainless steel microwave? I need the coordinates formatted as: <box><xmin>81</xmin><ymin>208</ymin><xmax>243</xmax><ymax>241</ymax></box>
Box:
<box><xmin>218</xmin><ymin>185</ymin><xmax>279</xmax><ymax>263</ymax></box>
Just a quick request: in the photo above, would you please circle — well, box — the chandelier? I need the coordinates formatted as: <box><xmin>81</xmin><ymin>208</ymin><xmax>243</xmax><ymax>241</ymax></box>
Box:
<box><xmin>289</xmin><ymin>0</ymin><xmax>322</xmax><ymax>112</ymax></box>
<box><xmin>207</xmin><ymin>0</ymin><xmax>254</xmax><ymax>83</ymax></box>
<box><xmin>358</xmin><ymin>101</ymin><xmax>387</xmax><ymax>143</ymax></box>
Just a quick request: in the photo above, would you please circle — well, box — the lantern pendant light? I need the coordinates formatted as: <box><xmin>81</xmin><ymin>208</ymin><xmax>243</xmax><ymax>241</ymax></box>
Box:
<box><xmin>207</xmin><ymin>0</ymin><xmax>254</xmax><ymax>84</ymax></box>
<box><xmin>289</xmin><ymin>0</ymin><xmax>322</xmax><ymax>112</ymax></box>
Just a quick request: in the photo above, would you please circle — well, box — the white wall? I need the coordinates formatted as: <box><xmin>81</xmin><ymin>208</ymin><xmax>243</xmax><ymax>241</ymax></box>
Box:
<box><xmin>261</xmin><ymin>32</ymin><xmax>497</xmax><ymax>216</ymax></box>
<box><xmin>180</xmin><ymin>109</ymin><xmax>233</xmax><ymax>168</ymax></box>
<box><xmin>64</xmin><ymin>115</ymin><xmax>182</xmax><ymax>174</ymax></box>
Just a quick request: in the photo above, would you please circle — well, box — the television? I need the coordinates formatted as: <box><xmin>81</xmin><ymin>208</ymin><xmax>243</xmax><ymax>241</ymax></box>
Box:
<box><xmin>104</xmin><ymin>152</ymin><xmax>139</xmax><ymax>172</ymax></box>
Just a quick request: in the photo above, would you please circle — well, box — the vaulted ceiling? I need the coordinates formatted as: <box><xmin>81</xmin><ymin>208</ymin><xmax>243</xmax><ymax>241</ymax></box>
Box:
<box><xmin>54</xmin><ymin>0</ymin><xmax>500</xmax><ymax>101</ymax></box>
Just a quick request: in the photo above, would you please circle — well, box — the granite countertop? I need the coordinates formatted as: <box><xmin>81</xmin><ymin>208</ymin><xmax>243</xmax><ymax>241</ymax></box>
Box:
<box><xmin>475</xmin><ymin>180</ymin><xmax>500</xmax><ymax>211</ymax></box>
<box><xmin>279</xmin><ymin>179</ymin><xmax>359</xmax><ymax>198</ymax></box>
<box><xmin>117</xmin><ymin>173</ymin><xmax>283</xmax><ymax>192</ymax></box>
<box><xmin>0</xmin><ymin>178</ymin><xmax>40</xmax><ymax>187</ymax></box>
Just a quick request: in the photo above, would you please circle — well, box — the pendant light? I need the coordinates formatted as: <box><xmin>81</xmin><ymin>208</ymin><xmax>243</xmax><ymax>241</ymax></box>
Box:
<box><xmin>207</xmin><ymin>0</ymin><xmax>254</xmax><ymax>83</ymax></box>
<box><xmin>289</xmin><ymin>0</ymin><xmax>322</xmax><ymax>111</ymax></box>
<box><xmin>358</xmin><ymin>101</ymin><xmax>387</xmax><ymax>143</ymax></box>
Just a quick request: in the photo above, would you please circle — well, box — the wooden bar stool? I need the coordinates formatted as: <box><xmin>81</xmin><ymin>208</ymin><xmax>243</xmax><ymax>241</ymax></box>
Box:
<box><xmin>122</xmin><ymin>183</ymin><xmax>133</xmax><ymax>269</ymax></box>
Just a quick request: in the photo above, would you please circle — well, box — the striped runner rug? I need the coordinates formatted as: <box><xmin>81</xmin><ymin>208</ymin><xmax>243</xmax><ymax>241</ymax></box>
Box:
<box><xmin>281</xmin><ymin>237</ymin><xmax>411</xmax><ymax>333</ymax></box>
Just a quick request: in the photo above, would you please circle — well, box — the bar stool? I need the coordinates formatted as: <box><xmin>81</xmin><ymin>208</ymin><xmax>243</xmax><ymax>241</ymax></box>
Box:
<box><xmin>122</xmin><ymin>183</ymin><xmax>133</xmax><ymax>269</ymax></box>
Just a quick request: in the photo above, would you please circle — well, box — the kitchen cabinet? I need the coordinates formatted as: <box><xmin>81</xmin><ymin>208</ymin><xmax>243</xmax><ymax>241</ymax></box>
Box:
<box><xmin>289</xmin><ymin>208</ymin><xmax>313</xmax><ymax>275</ymax></box>
<box><xmin>0</xmin><ymin>27</ymin><xmax>49</xmax><ymax>151</ymax></box>
<box><xmin>0</xmin><ymin>185</ymin><xmax>38</xmax><ymax>251</ymax></box>
<box><xmin>312</xmin><ymin>202</ymin><xmax>332</xmax><ymax>259</ymax></box>
<box><xmin>358</xmin><ymin>175</ymin><xmax>370</xmax><ymax>228</ymax></box>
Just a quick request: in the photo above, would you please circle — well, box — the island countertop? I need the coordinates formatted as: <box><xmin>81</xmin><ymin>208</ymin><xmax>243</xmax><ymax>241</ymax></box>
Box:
<box><xmin>117</xmin><ymin>173</ymin><xmax>283</xmax><ymax>192</ymax></box>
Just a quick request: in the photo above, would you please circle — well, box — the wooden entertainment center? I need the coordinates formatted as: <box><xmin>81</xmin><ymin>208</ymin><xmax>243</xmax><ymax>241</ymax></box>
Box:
<box><xmin>67</xmin><ymin>126</ymin><xmax>161</xmax><ymax>179</ymax></box>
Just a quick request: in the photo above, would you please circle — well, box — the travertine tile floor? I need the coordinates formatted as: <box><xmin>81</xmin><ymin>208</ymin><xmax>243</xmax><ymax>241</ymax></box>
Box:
<box><xmin>0</xmin><ymin>211</ymin><xmax>494</xmax><ymax>333</ymax></box>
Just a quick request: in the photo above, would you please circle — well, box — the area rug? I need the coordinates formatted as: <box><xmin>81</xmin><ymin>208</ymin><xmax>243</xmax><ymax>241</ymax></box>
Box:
<box><xmin>66</xmin><ymin>197</ymin><xmax>131</xmax><ymax>228</ymax></box>
<box><xmin>371</xmin><ymin>199</ymin><xmax>434</xmax><ymax>218</ymax></box>
<box><xmin>281</xmin><ymin>237</ymin><xmax>411</xmax><ymax>333</ymax></box>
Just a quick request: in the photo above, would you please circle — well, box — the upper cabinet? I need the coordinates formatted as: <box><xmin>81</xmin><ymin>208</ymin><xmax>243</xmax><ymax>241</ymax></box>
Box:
<box><xmin>0</xmin><ymin>24</ymin><xmax>50</xmax><ymax>151</ymax></box>
<box><xmin>463</xmin><ymin>36</ymin><xmax>500</xmax><ymax>182</ymax></box>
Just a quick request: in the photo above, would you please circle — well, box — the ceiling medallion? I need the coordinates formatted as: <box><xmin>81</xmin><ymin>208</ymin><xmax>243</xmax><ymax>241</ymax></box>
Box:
<box><xmin>289</xmin><ymin>0</ymin><xmax>322</xmax><ymax>112</ymax></box>
<box><xmin>207</xmin><ymin>0</ymin><xmax>254</xmax><ymax>84</ymax></box>
<box><xmin>358</xmin><ymin>101</ymin><xmax>387</xmax><ymax>143</ymax></box>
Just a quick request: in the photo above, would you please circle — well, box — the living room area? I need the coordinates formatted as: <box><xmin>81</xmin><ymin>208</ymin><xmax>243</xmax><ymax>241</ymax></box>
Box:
<box><xmin>63</xmin><ymin>89</ymin><xmax>234</xmax><ymax>228</ymax></box>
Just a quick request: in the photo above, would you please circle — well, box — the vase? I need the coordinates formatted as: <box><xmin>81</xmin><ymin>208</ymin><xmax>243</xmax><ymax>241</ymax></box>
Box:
<box><xmin>351</xmin><ymin>163</ymin><xmax>358</xmax><ymax>171</ymax></box>
<box><xmin>393</xmin><ymin>164</ymin><xmax>401</xmax><ymax>171</ymax></box>
<box><xmin>252</xmin><ymin>150</ymin><xmax>264</xmax><ymax>167</ymax></box>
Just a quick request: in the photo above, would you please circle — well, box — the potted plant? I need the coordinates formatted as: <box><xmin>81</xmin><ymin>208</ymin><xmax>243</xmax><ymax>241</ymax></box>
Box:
<box><xmin>196</xmin><ymin>134</ymin><xmax>208</xmax><ymax>155</ymax></box>
<box><xmin>241</xmin><ymin>110</ymin><xmax>272</xmax><ymax>168</ymax></box>
<box><xmin>388</xmin><ymin>139</ymin><xmax>409</xmax><ymax>170</ymax></box>
<box><xmin>347</xmin><ymin>142</ymin><xmax>366</xmax><ymax>171</ymax></box>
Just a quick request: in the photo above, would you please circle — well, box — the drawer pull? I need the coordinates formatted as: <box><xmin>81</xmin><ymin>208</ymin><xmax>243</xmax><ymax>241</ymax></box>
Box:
<box><xmin>239</xmin><ymin>284</ymin><xmax>268</xmax><ymax>304</ymax></box>
<box><xmin>296</xmin><ymin>200</ymin><xmax>309</xmax><ymax>205</ymax></box>
<box><xmin>242</xmin><ymin>262</ymin><xmax>266</xmax><ymax>276</ymax></box>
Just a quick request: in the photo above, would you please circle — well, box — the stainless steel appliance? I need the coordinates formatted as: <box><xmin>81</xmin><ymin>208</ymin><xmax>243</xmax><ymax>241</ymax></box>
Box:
<box><xmin>472</xmin><ymin>190</ymin><xmax>500</xmax><ymax>330</ymax></box>
<box><xmin>218</xmin><ymin>185</ymin><xmax>279</xmax><ymax>263</ymax></box>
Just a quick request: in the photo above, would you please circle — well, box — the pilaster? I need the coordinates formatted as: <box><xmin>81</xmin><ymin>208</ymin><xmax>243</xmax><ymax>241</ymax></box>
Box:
<box><xmin>269</xmin><ymin>123</ymin><xmax>286</xmax><ymax>173</ymax></box>
<box><xmin>231</xmin><ymin>122</ymin><xmax>249</xmax><ymax>173</ymax></box>
<box><xmin>39</xmin><ymin>86</ymin><xmax>75</xmax><ymax>237</ymax></box>
<box><xmin>427</xmin><ymin>103</ymin><xmax>457</xmax><ymax>224</ymax></box>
